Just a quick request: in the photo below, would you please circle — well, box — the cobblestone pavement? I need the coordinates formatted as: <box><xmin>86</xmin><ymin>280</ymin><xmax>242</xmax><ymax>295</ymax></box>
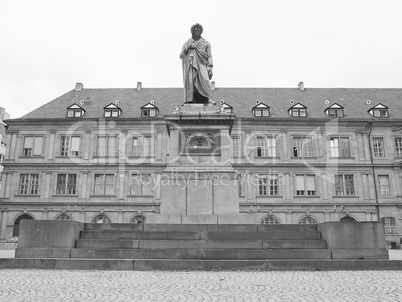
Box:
<box><xmin>0</xmin><ymin>270</ymin><xmax>402</xmax><ymax>301</ymax></box>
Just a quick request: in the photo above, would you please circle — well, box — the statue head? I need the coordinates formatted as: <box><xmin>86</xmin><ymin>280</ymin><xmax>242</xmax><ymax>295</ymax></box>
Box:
<box><xmin>191</xmin><ymin>23</ymin><xmax>203</xmax><ymax>40</ymax></box>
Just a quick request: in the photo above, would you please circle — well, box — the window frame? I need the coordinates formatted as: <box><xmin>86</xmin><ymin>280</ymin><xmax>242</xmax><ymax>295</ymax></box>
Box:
<box><xmin>378</xmin><ymin>175</ymin><xmax>391</xmax><ymax>196</ymax></box>
<box><xmin>255</xmin><ymin>136</ymin><xmax>277</xmax><ymax>158</ymax></box>
<box><xmin>19</xmin><ymin>174</ymin><xmax>40</xmax><ymax>195</ymax></box>
<box><xmin>295</xmin><ymin>174</ymin><xmax>316</xmax><ymax>196</ymax></box>
<box><xmin>372</xmin><ymin>137</ymin><xmax>385</xmax><ymax>158</ymax></box>
<box><xmin>129</xmin><ymin>173</ymin><xmax>153</xmax><ymax>196</ymax></box>
<box><xmin>131</xmin><ymin>136</ymin><xmax>152</xmax><ymax>157</ymax></box>
<box><xmin>334</xmin><ymin>174</ymin><xmax>355</xmax><ymax>196</ymax></box>
<box><xmin>56</xmin><ymin>174</ymin><xmax>78</xmax><ymax>195</ymax></box>
<box><xmin>292</xmin><ymin>137</ymin><xmax>313</xmax><ymax>158</ymax></box>
<box><xmin>395</xmin><ymin>137</ymin><xmax>402</xmax><ymax>157</ymax></box>
<box><xmin>257</xmin><ymin>174</ymin><xmax>279</xmax><ymax>196</ymax></box>
<box><xmin>60</xmin><ymin>135</ymin><xmax>81</xmax><ymax>157</ymax></box>
<box><xmin>329</xmin><ymin>137</ymin><xmax>351</xmax><ymax>158</ymax></box>
<box><xmin>93</xmin><ymin>174</ymin><xmax>115</xmax><ymax>195</ymax></box>
<box><xmin>22</xmin><ymin>135</ymin><xmax>44</xmax><ymax>157</ymax></box>
<box><xmin>96</xmin><ymin>135</ymin><xmax>118</xmax><ymax>157</ymax></box>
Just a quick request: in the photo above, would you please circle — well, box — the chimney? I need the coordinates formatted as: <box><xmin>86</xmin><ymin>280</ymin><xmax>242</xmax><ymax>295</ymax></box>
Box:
<box><xmin>137</xmin><ymin>82</ymin><xmax>142</xmax><ymax>91</ymax></box>
<box><xmin>74</xmin><ymin>83</ymin><xmax>83</xmax><ymax>92</ymax></box>
<box><xmin>211</xmin><ymin>81</ymin><xmax>215</xmax><ymax>91</ymax></box>
<box><xmin>298</xmin><ymin>82</ymin><xmax>304</xmax><ymax>91</ymax></box>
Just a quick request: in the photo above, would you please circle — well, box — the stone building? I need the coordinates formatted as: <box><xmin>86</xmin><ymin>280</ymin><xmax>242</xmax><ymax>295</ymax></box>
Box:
<box><xmin>0</xmin><ymin>82</ymin><xmax>401</xmax><ymax>248</ymax></box>
<box><xmin>0</xmin><ymin>107</ymin><xmax>10</xmax><ymax>193</ymax></box>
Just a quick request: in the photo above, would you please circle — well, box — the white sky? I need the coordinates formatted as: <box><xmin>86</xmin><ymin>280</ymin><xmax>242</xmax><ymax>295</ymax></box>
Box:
<box><xmin>1</xmin><ymin>0</ymin><xmax>402</xmax><ymax>119</ymax></box>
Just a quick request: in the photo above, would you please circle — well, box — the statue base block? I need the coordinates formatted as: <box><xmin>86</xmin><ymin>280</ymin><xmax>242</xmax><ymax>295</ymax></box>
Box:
<box><xmin>181</xmin><ymin>103</ymin><xmax>219</xmax><ymax>113</ymax></box>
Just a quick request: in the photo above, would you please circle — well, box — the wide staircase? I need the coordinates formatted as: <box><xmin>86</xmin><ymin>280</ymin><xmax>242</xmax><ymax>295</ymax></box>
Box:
<box><xmin>70</xmin><ymin>223</ymin><xmax>332</xmax><ymax>270</ymax></box>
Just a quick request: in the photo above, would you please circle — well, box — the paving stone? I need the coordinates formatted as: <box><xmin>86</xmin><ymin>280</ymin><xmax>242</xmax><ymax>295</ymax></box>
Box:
<box><xmin>0</xmin><ymin>270</ymin><xmax>401</xmax><ymax>301</ymax></box>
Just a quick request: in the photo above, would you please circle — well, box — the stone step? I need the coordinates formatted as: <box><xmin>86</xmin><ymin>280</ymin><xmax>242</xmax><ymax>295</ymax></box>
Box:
<box><xmin>76</xmin><ymin>239</ymin><xmax>327</xmax><ymax>249</ymax></box>
<box><xmin>84</xmin><ymin>223</ymin><xmax>317</xmax><ymax>232</ymax></box>
<box><xmin>80</xmin><ymin>230</ymin><xmax>322</xmax><ymax>240</ymax></box>
<box><xmin>70</xmin><ymin>248</ymin><xmax>332</xmax><ymax>260</ymax></box>
<box><xmin>2</xmin><ymin>258</ymin><xmax>402</xmax><ymax>271</ymax></box>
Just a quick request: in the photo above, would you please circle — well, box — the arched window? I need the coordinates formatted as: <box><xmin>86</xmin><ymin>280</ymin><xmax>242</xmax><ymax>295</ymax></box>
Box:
<box><xmin>92</xmin><ymin>214</ymin><xmax>111</xmax><ymax>224</ymax></box>
<box><xmin>261</xmin><ymin>215</ymin><xmax>280</xmax><ymax>224</ymax></box>
<box><xmin>340</xmin><ymin>215</ymin><xmax>357</xmax><ymax>222</ymax></box>
<box><xmin>130</xmin><ymin>215</ymin><xmax>146</xmax><ymax>224</ymax></box>
<box><xmin>55</xmin><ymin>213</ymin><xmax>72</xmax><ymax>220</ymax></box>
<box><xmin>13</xmin><ymin>213</ymin><xmax>34</xmax><ymax>237</ymax></box>
<box><xmin>299</xmin><ymin>216</ymin><xmax>318</xmax><ymax>224</ymax></box>
<box><xmin>381</xmin><ymin>217</ymin><xmax>397</xmax><ymax>235</ymax></box>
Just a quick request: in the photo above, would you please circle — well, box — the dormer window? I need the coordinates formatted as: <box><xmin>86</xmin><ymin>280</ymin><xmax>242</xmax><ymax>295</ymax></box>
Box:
<box><xmin>325</xmin><ymin>103</ymin><xmax>344</xmax><ymax>118</ymax></box>
<box><xmin>104</xmin><ymin>103</ymin><xmax>122</xmax><ymax>118</ymax></box>
<box><xmin>368</xmin><ymin>103</ymin><xmax>389</xmax><ymax>118</ymax></box>
<box><xmin>220</xmin><ymin>103</ymin><xmax>233</xmax><ymax>114</ymax></box>
<box><xmin>288</xmin><ymin>103</ymin><xmax>307</xmax><ymax>117</ymax></box>
<box><xmin>141</xmin><ymin>102</ymin><xmax>158</xmax><ymax>117</ymax></box>
<box><xmin>67</xmin><ymin>104</ymin><xmax>85</xmax><ymax>118</ymax></box>
<box><xmin>252</xmin><ymin>103</ymin><xmax>270</xmax><ymax>117</ymax></box>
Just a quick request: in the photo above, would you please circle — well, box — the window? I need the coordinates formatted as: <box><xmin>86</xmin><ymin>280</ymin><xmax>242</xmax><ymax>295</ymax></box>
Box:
<box><xmin>373</xmin><ymin>137</ymin><xmax>385</xmax><ymax>157</ymax></box>
<box><xmin>13</xmin><ymin>214</ymin><xmax>34</xmax><ymax>237</ymax></box>
<box><xmin>142</xmin><ymin>109</ymin><xmax>157</xmax><ymax>117</ymax></box>
<box><xmin>334</xmin><ymin>175</ymin><xmax>355</xmax><ymax>196</ymax></box>
<box><xmin>329</xmin><ymin>137</ymin><xmax>350</xmax><ymax>157</ymax></box>
<box><xmin>131</xmin><ymin>215</ymin><xmax>146</xmax><ymax>224</ymax></box>
<box><xmin>254</xmin><ymin>109</ymin><xmax>269</xmax><ymax>117</ymax></box>
<box><xmin>67</xmin><ymin>104</ymin><xmax>85</xmax><ymax>117</ymax></box>
<box><xmin>291</xmin><ymin>108</ymin><xmax>307</xmax><ymax>117</ymax></box>
<box><xmin>232</xmin><ymin>137</ymin><xmax>241</xmax><ymax>157</ymax></box>
<box><xmin>252</xmin><ymin>103</ymin><xmax>270</xmax><ymax>117</ymax></box>
<box><xmin>94</xmin><ymin>174</ymin><xmax>115</xmax><ymax>195</ymax></box>
<box><xmin>325</xmin><ymin>103</ymin><xmax>344</xmax><ymax>118</ymax></box>
<box><xmin>60</xmin><ymin>136</ymin><xmax>81</xmax><ymax>157</ymax></box>
<box><xmin>368</xmin><ymin>104</ymin><xmax>389</xmax><ymax>118</ymax></box>
<box><xmin>341</xmin><ymin>215</ymin><xmax>357</xmax><ymax>222</ymax></box>
<box><xmin>299</xmin><ymin>216</ymin><xmax>318</xmax><ymax>224</ymax></box>
<box><xmin>56</xmin><ymin>174</ymin><xmax>77</xmax><ymax>195</ymax></box>
<box><xmin>292</xmin><ymin>137</ymin><xmax>313</xmax><ymax>157</ymax></box>
<box><xmin>55</xmin><ymin>213</ymin><xmax>72</xmax><ymax>220</ymax></box>
<box><xmin>395</xmin><ymin>138</ymin><xmax>402</xmax><ymax>157</ymax></box>
<box><xmin>19</xmin><ymin>174</ymin><xmax>39</xmax><ymax>195</ymax></box>
<box><xmin>295</xmin><ymin>175</ymin><xmax>316</xmax><ymax>196</ymax></box>
<box><xmin>92</xmin><ymin>214</ymin><xmax>111</xmax><ymax>224</ymax></box>
<box><xmin>256</xmin><ymin>136</ymin><xmax>276</xmax><ymax>157</ymax></box>
<box><xmin>328</xmin><ymin>108</ymin><xmax>344</xmax><ymax>118</ymax></box>
<box><xmin>96</xmin><ymin>135</ymin><xmax>118</xmax><ymax>157</ymax></box>
<box><xmin>381</xmin><ymin>217</ymin><xmax>397</xmax><ymax>235</ymax></box>
<box><xmin>23</xmin><ymin>136</ymin><xmax>43</xmax><ymax>156</ymax></box>
<box><xmin>132</xmin><ymin>137</ymin><xmax>152</xmax><ymax>157</ymax></box>
<box><xmin>378</xmin><ymin>175</ymin><xmax>390</xmax><ymax>196</ymax></box>
<box><xmin>261</xmin><ymin>216</ymin><xmax>280</xmax><ymax>224</ymax></box>
<box><xmin>130</xmin><ymin>174</ymin><xmax>152</xmax><ymax>196</ymax></box>
<box><xmin>258</xmin><ymin>175</ymin><xmax>279</xmax><ymax>196</ymax></box>
<box><xmin>373</xmin><ymin>109</ymin><xmax>388</xmax><ymax>117</ymax></box>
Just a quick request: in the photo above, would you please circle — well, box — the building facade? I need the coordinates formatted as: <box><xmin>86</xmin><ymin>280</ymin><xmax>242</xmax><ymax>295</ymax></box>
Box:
<box><xmin>0</xmin><ymin>107</ymin><xmax>10</xmax><ymax>193</ymax></box>
<box><xmin>0</xmin><ymin>83</ymin><xmax>401</xmax><ymax>248</ymax></box>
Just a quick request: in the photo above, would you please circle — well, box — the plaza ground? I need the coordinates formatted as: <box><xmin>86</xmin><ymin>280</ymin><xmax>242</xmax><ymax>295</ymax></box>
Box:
<box><xmin>0</xmin><ymin>269</ymin><xmax>402</xmax><ymax>301</ymax></box>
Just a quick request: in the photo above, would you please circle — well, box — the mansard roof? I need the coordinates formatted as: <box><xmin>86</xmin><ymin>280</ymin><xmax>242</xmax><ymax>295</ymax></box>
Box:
<box><xmin>16</xmin><ymin>87</ymin><xmax>402</xmax><ymax>120</ymax></box>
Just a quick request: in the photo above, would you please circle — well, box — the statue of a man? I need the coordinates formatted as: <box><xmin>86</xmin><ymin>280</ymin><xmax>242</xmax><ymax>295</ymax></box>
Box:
<box><xmin>180</xmin><ymin>23</ymin><xmax>213</xmax><ymax>104</ymax></box>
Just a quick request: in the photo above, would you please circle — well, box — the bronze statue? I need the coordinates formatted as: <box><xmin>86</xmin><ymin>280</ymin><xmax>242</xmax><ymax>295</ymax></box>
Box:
<box><xmin>180</xmin><ymin>23</ymin><xmax>213</xmax><ymax>104</ymax></box>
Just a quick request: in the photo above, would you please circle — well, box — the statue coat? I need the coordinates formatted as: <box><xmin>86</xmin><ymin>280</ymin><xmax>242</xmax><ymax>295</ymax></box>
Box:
<box><xmin>180</xmin><ymin>37</ymin><xmax>213</xmax><ymax>103</ymax></box>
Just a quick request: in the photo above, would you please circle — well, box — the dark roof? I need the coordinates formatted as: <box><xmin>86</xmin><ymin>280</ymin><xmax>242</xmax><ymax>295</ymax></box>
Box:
<box><xmin>17</xmin><ymin>87</ymin><xmax>402</xmax><ymax>120</ymax></box>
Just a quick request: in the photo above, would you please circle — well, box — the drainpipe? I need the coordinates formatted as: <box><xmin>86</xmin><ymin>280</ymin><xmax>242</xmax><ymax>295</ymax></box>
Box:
<box><xmin>367</xmin><ymin>121</ymin><xmax>380</xmax><ymax>221</ymax></box>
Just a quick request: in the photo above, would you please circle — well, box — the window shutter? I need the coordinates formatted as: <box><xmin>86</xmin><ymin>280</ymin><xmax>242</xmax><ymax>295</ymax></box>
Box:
<box><xmin>340</xmin><ymin>138</ymin><xmax>350</xmax><ymax>157</ymax></box>
<box><xmin>295</xmin><ymin>175</ymin><xmax>305</xmax><ymax>190</ymax></box>
<box><xmin>71</xmin><ymin>137</ymin><xmax>80</xmax><ymax>152</ymax></box>
<box><xmin>33</xmin><ymin>137</ymin><xmax>43</xmax><ymax>155</ymax></box>
<box><xmin>306</xmin><ymin>176</ymin><xmax>315</xmax><ymax>190</ymax></box>
<box><xmin>24</xmin><ymin>137</ymin><xmax>33</xmax><ymax>148</ymax></box>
